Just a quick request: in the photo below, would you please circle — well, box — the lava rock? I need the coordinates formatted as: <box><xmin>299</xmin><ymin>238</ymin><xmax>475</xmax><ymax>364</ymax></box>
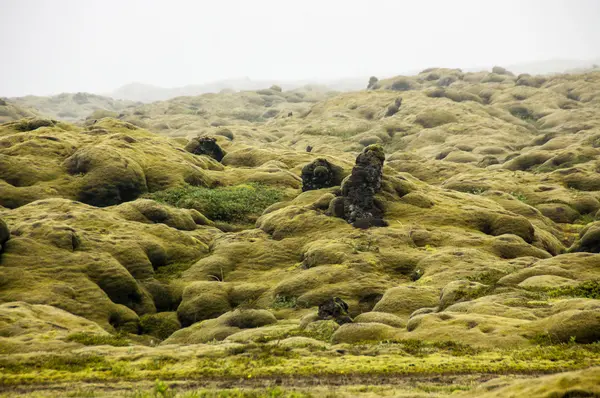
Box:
<box><xmin>0</xmin><ymin>218</ymin><xmax>9</xmax><ymax>253</ymax></box>
<box><xmin>318</xmin><ymin>297</ymin><xmax>353</xmax><ymax>325</ymax></box>
<box><xmin>340</xmin><ymin>145</ymin><xmax>386</xmax><ymax>228</ymax></box>
<box><xmin>185</xmin><ymin>137</ymin><xmax>226</xmax><ymax>162</ymax></box>
<box><xmin>301</xmin><ymin>158</ymin><xmax>344</xmax><ymax>192</ymax></box>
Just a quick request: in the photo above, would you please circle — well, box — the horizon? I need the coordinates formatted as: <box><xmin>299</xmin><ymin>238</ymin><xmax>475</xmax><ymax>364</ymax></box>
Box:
<box><xmin>1</xmin><ymin>0</ymin><xmax>600</xmax><ymax>97</ymax></box>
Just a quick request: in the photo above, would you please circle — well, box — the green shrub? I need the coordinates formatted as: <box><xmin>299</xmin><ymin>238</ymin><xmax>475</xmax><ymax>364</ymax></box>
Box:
<box><xmin>144</xmin><ymin>183</ymin><xmax>283</xmax><ymax>223</ymax></box>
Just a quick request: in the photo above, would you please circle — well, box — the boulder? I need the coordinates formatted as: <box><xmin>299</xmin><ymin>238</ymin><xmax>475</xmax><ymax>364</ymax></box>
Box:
<box><xmin>0</xmin><ymin>218</ymin><xmax>9</xmax><ymax>252</ymax></box>
<box><xmin>185</xmin><ymin>137</ymin><xmax>226</xmax><ymax>162</ymax></box>
<box><xmin>340</xmin><ymin>145</ymin><xmax>386</xmax><ymax>228</ymax></box>
<box><xmin>318</xmin><ymin>297</ymin><xmax>352</xmax><ymax>325</ymax></box>
<box><xmin>300</xmin><ymin>158</ymin><xmax>344</xmax><ymax>191</ymax></box>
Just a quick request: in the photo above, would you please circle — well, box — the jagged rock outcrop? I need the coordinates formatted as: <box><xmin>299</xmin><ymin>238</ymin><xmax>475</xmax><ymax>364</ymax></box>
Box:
<box><xmin>338</xmin><ymin>145</ymin><xmax>386</xmax><ymax>228</ymax></box>
<box><xmin>185</xmin><ymin>137</ymin><xmax>226</xmax><ymax>162</ymax></box>
<box><xmin>301</xmin><ymin>158</ymin><xmax>344</xmax><ymax>192</ymax></box>
<box><xmin>385</xmin><ymin>97</ymin><xmax>402</xmax><ymax>117</ymax></box>
<box><xmin>318</xmin><ymin>297</ymin><xmax>352</xmax><ymax>325</ymax></box>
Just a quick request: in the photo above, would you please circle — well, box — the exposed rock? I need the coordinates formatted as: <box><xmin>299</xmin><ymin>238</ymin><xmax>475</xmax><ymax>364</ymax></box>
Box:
<box><xmin>318</xmin><ymin>297</ymin><xmax>352</xmax><ymax>325</ymax></box>
<box><xmin>0</xmin><ymin>218</ymin><xmax>9</xmax><ymax>252</ymax></box>
<box><xmin>339</xmin><ymin>145</ymin><xmax>386</xmax><ymax>227</ymax></box>
<box><xmin>385</xmin><ymin>97</ymin><xmax>402</xmax><ymax>117</ymax></box>
<box><xmin>185</xmin><ymin>137</ymin><xmax>226</xmax><ymax>162</ymax></box>
<box><xmin>301</xmin><ymin>158</ymin><xmax>344</xmax><ymax>192</ymax></box>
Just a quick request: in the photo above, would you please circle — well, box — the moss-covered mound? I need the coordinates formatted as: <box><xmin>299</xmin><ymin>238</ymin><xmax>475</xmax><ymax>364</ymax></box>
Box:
<box><xmin>2</xmin><ymin>68</ymin><xmax>600</xmax><ymax>395</ymax></box>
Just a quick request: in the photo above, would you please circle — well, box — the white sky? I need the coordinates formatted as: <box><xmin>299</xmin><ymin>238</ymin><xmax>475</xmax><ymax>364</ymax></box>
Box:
<box><xmin>1</xmin><ymin>0</ymin><xmax>599</xmax><ymax>96</ymax></box>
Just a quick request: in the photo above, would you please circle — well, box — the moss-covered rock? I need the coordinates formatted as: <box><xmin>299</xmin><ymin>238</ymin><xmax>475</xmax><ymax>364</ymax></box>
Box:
<box><xmin>139</xmin><ymin>312</ymin><xmax>181</xmax><ymax>340</ymax></box>
<box><xmin>373</xmin><ymin>286</ymin><xmax>439</xmax><ymax>319</ymax></box>
<box><xmin>300</xmin><ymin>158</ymin><xmax>345</xmax><ymax>192</ymax></box>
<box><xmin>529</xmin><ymin>309</ymin><xmax>600</xmax><ymax>343</ymax></box>
<box><xmin>353</xmin><ymin>311</ymin><xmax>405</xmax><ymax>328</ymax></box>
<box><xmin>331</xmin><ymin>322</ymin><xmax>398</xmax><ymax>344</ymax></box>
<box><xmin>570</xmin><ymin>222</ymin><xmax>600</xmax><ymax>253</ymax></box>
<box><xmin>439</xmin><ymin>280</ymin><xmax>490</xmax><ymax>310</ymax></box>
<box><xmin>177</xmin><ymin>282</ymin><xmax>231</xmax><ymax>327</ymax></box>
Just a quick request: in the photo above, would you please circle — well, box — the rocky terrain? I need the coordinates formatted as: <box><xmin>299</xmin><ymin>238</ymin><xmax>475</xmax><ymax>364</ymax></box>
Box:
<box><xmin>0</xmin><ymin>67</ymin><xmax>599</xmax><ymax>397</ymax></box>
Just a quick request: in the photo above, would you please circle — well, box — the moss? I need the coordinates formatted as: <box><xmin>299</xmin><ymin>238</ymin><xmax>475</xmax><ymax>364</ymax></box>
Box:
<box><xmin>331</xmin><ymin>323</ymin><xmax>398</xmax><ymax>344</ymax></box>
<box><xmin>302</xmin><ymin>320</ymin><xmax>339</xmax><ymax>341</ymax></box>
<box><xmin>177</xmin><ymin>282</ymin><xmax>231</xmax><ymax>327</ymax></box>
<box><xmin>372</xmin><ymin>286</ymin><xmax>439</xmax><ymax>318</ymax></box>
<box><xmin>353</xmin><ymin>312</ymin><xmax>405</xmax><ymax>328</ymax></box>
<box><xmin>218</xmin><ymin>309</ymin><xmax>277</xmax><ymax>329</ymax></box>
<box><xmin>548</xmin><ymin>280</ymin><xmax>600</xmax><ymax>299</ymax></box>
<box><xmin>13</xmin><ymin>118</ymin><xmax>56</xmax><ymax>132</ymax></box>
<box><xmin>140</xmin><ymin>312</ymin><xmax>181</xmax><ymax>340</ymax></box>
<box><xmin>66</xmin><ymin>332</ymin><xmax>130</xmax><ymax>347</ymax></box>
<box><xmin>414</xmin><ymin>110</ymin><xmax>457</xmax><ymax>128</ymax></box>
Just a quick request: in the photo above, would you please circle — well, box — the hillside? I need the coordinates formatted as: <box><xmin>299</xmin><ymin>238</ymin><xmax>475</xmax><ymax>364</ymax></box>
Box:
<box><xmin>110</xmin><ymin>77</ymin><xmax>367</xmax><ymax>103</ymax></box>
<box><xmin>7</xmin><ymin>92</ymin><xmax>138</xmax><ymax>122</ymax></box>
<box><xmin>0</xmin><ymin>67</ymin><xmax>599</xmax><ymax>397</ymax></box>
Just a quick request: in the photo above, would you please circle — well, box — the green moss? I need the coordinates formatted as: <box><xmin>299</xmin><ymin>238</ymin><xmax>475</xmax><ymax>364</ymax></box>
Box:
<box><xmin>0</xmin><ymin>354</ymin><xmax>109</xmax><ymax>374</ymax></box>
<box><xmin>547</xmin><ymin>280</ymin><xmax>600</xmax><ymax>299</ymax></box>
<box><xmin>66</xmin><ymin>332</ymin><xmax>130</xmax><ymax>347</ymax></box>
<box><xmin>154</xmin><ymin>261</ymin><xmax>196</xmax><ymax>282</ymax></box>
<box><xmin>144</xmin><ymin>183</ymin><xmax>283</xmax><ymax>223</ymax></box>
<box><xmin>140</xmin><ymin>313</ymin><xmax>181</xmax><ymax>340</ymax></box>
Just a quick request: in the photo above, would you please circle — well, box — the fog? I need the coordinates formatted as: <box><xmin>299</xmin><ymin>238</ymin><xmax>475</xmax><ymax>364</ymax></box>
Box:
<box><xmin>1</xmin><ymin>0</ymin><xmax>599</xmax><ymax>97</ymax></box>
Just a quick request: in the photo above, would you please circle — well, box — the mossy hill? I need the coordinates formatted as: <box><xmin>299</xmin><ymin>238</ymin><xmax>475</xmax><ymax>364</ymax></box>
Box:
<box><xmin>1</xmin><ymin>67</ymin><xmax>600</xmax><ymax>397</ymax></box>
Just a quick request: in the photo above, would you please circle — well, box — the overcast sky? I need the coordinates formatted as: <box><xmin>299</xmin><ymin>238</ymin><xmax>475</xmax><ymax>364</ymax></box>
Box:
<box><xmin>1</xmin><ymin>0</ymin><xmax>599</xmax><ymax>96</ymax></box>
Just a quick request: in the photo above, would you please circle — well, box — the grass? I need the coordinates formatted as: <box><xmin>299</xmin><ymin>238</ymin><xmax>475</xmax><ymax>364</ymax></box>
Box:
<box><xmin>144</xmin><ymin>183</ymin><xmax>283</xmax><ymax>223</ymax></box>
<box><xmin>2</xmin><ymin>342</ymin><xmax>599</xmax><ymax>387</ymax></box>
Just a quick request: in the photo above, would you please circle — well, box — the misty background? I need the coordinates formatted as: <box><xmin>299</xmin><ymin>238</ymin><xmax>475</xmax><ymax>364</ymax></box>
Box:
<box><xmin>1</xmin><ymin>0</ymin><xmax>599</xmax><ymax>100</ymax></box>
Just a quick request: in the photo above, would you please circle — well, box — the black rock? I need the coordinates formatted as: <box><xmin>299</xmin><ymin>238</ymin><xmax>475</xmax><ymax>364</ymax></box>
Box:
<box><xmin>340</xmin><ymin>145</ymin><xmax>386</xmax><ymax>228</ymax></box>
<box><xmin>0</xmin><ymin>218</ymin><xmax>9</xmax><ymax>253</ymax></box>
<box><xmin>301</xmin><ymin>158</ymin><xmax>344</xmax><ymax>192</ymax></box>
<box><xmin>185</xmin><ymin>137</ymin><xmax>226</xmax><ymax>162</ymax></box>
<box><xmin>318</xmin><ymin>297</ymin><xmax>352</xmax><ymax>325</ymax></box>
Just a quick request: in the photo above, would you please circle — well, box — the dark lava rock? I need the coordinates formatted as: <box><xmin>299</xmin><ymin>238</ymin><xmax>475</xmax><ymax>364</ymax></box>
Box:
<box><xmin>0</xmin><ymin>218</ymin><xmax>9</xmax><ymax>253</ymax></box>
<box><xmin>385</xmin><ymin>97</ymin><xmax>402</xmax><ymax>117</ymax></box>
<box><xmin>301</xmin><ymin>158</ymin><xmax>344</xmax><ymax>192</ymax></box>
<box><xmin>318</xmin><ymin>297</ymin><xmax>352</xmax><ymax>325</ymax></box>
<box><xmin>340</xmin><ymin>145</ymin><xmax>386</xmax><ymax>228</ymax></box>
<box><xmin>185</xmin><ymin>137</ymin><xmax>226</xmax><ymax>162</ymax></box>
